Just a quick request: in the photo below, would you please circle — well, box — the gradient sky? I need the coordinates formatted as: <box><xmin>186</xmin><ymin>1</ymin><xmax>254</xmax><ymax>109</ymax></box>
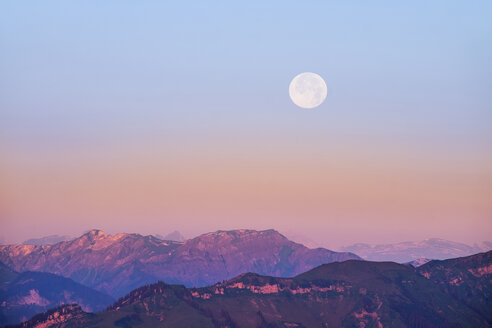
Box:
<box><xmin>1</xmin><ymin>1</ymin><xmax>491</xmax><ymax>248</ymax></box>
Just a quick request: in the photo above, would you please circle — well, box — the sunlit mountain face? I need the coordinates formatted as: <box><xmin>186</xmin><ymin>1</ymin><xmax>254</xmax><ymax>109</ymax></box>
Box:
<box><xmin>0</xmin><ymin>229</ymin><xmax>359</xmax><ymax>298</ymax></box>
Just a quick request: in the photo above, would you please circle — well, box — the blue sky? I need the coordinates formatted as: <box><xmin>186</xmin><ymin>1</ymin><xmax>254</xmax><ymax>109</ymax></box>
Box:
<box><xmin>2</xmin><ymin>1</ymin><xmax>491</xmax><ymax>142</ymax></box>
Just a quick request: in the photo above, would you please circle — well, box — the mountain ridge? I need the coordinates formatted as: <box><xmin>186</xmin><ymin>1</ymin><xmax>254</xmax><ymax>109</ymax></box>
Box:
<box><xmin>417</xmin><ymin>250</ymin><xmax>492</xmax><ymax>322</ymax></box>
<box><xmin>13</xmin><ymin>251</ymin><xmax>491</xmax><ymax>328</ymax></box>
<box><xmin>341</xmin><ymin>238</ymin><xmax>491</xmax><ymax>262</ymax></box>
<box><xmin>0</xmin><ymin>262</ymin><xmax>113</xmax><ymax>326</ymax></box>
<box><xmin>0</xmin><ymin>229</ymin><xmax>360</xmax><ymax>298</ymax></box>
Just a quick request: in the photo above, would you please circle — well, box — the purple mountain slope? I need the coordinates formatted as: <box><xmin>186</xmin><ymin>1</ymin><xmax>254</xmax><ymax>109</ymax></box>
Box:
<box><xmin>0</xmin><ymin>229</ymin><xmax>360</xmax><ymax>298</ymax></box>
<box><xmin>0</xmin><ymin>262</ymin><xmax>113</xmax><ymax>326</ymax></box>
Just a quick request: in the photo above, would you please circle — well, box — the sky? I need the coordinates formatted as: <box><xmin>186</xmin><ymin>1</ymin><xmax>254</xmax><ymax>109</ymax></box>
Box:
<box><xmin>1</xmin><ymin>1</ymin><xmax>491</xmax><ymax>248</ymax></box>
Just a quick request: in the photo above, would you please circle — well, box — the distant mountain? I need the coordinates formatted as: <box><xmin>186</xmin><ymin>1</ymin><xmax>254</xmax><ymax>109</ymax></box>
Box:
<box><xmin>477</xmin><ymin>241</ymin><xmax>492</xmax><ymax>251</ymax></box>
<box><xmin>154</xmin><ymin>231</ymin><xmax>185</xmax><ymax>242</ymax></box>
<box><xmin>406</xmin><ymin>258</ymin><xmax>432</xmax><ymax>267</ymax></box>
<box><xmin>0</xmin><ymin>262</ymin><xmax>113</xmax><ymax>326</ymax></box>
<box><xmin>14</xmin><ymin>252</ymin><xmax>491</xmax><ymax>328</ymax></box>
<box><xmin>22</xmin><ymin>235</ymin><xmax>72</xmax><ymax>246</ymax></box>
<box><xmin>0</xmin><ymin>229</ymin><xmax>360</xmax><ymax>298</ymax></box>
<box><xmin>340</xmin><ymin>238</ymin><xmax>491</xmax><ymax>262</ymax></box>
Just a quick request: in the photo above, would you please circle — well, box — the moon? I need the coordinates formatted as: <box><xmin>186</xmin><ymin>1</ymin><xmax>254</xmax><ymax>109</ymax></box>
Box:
<box><xmin>289</xmin><ymin>72</ymin><xmax>327</xmax><ymax>109</ymax></box>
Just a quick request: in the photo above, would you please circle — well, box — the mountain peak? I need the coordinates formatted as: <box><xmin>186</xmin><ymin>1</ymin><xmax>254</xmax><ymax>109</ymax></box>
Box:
<box><xmin>0</xmin><ymin>228</ymin><xmax>359</xmax><ymax>298</ymax></box>
<box><xmin>74</xmin><ymin>230</ymin><xmax>132</xmax><ymax>250</ymax></box>
<box><xmin>80</xmin><ymin>229</ymin><xmax>111</xmax><ymax>243</ymax></box>
<box><xmin>86</xmin><ymin>229</ymin><xmax>107</xmax><ymax>237</ymax></box>
<box><xmin>163</xmin><ymin>230</ymin><xmax>185</xmax><ymax>242</ymax></box>
<box><xmin>407</xmin><ymin>258</ymin><xmax>432</xmax><ymax>267</ymax></box>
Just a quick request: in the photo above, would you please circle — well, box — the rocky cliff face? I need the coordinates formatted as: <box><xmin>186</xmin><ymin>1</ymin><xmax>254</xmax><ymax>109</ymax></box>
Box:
<box><xmin>417</xmin><ymin>251</ymin><xmax>492</xmax><ymax>322</ymax></box>
<box><xmin>15</xmin><ymin>304</ymin><xmax>89</xmax><ymax>328</ymax></box>
<box><xmin>0</xmin><ymin>229</ymin><xmax>360</xmax><ymax>298</ymax></box>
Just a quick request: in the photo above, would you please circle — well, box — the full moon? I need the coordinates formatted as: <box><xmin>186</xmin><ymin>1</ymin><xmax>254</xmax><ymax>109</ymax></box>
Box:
<box><xmin>289</xmin><ymin>72</ymin><xmax>327</xmax><ymax>109</ymax></box>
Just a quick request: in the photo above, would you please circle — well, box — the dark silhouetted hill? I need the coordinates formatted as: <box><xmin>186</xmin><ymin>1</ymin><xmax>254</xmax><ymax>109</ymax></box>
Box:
<box><xmin>14</xmin><ymin>251</ymin><xmax>491</xmax><ymax>328</ymax></box>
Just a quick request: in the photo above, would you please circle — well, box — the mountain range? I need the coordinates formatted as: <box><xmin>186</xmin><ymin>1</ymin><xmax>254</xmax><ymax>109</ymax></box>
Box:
<box><xmin>13</xmin><ymin>251</ymin><xmax>492</xmax><ymax>328</ymax></box>
<box><xmin>340</xmin><ymin>238</ymin><xmax>492</xmax><ymax>263</ymax></box>
<box><xmin>0</xmin><ymin>262</ymin><xmax>113</xmax><ymax>326</ymax></box>
<box><xmin>0</xmin><ymin>229</ymin><xmax>359</xmax><ymax>298</ymax></box>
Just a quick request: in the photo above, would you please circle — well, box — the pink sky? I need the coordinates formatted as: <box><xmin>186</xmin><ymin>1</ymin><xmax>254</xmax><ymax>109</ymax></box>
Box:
<box><xmin>2</xmin><ymin>137</ymin><xmax>491</xmax><ymax>249</ymax></box>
